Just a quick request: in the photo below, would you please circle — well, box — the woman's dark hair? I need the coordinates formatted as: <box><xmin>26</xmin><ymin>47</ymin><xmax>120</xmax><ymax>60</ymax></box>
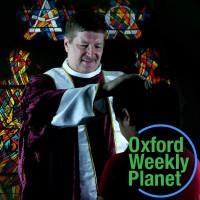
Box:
<box><xmin>113</xmin><ymin>77</ymin><xmax>182</xmax><ymax>131</ymax></box>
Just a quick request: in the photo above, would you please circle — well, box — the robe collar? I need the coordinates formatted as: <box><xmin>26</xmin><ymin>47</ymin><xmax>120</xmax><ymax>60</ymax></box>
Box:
<box><xmin>62</xmin><ymin>58</ymin><xmax>102</xmax><ymax>78</ymax></box>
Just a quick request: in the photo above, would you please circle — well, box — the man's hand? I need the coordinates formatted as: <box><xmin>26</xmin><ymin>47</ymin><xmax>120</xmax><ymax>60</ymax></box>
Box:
<box><xmin>102</xmin><ymin>74</ymin><xmax>145</xmax><ymax>96</ymax></box>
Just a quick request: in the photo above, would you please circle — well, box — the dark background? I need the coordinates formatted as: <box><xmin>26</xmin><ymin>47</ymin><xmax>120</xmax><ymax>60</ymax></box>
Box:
<box><xmin>0</xmin><ymin>0</ymin><xmax>200</xmax><ymax>158</ymax></box>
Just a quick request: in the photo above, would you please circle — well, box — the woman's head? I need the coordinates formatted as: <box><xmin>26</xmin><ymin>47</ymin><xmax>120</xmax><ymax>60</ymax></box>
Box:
<box><xmin>113</xmin><ymin>77</ymin><xmax>182</xmax><ymax>133</ymax></box>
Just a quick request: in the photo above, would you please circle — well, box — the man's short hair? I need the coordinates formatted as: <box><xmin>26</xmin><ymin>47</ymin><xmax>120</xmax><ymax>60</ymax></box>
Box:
<box><xmin>64</xmin><ymin>10</ymin><xmax>107</xmax><ymax>43</ymax></box>
<box><xmin>113</xmin><ymin>77</ymin><xmax>182</xmax><ymax>131</ymax></box>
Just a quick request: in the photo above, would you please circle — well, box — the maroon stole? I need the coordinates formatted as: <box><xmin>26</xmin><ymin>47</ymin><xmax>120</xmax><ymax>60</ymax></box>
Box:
<box><xmin>70</xmin><ymin>71</ymin><xmax>116</xmax><ymax>182</ymax></box>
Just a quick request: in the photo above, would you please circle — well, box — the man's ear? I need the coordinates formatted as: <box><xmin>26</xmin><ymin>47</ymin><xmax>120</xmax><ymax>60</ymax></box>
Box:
<box><xmin>122</xmin><ymin>108</ymin><xmax>131</xmax><ymax>125</ymax></box>
<box><xmin>64</xmin><ymin>37</ymin><xmax>69</xmax><ymax>52</ymax></box>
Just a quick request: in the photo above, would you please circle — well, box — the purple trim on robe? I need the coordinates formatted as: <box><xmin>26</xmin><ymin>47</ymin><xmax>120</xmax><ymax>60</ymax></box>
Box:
<box><xmin>18</xmin><ymin>74</ymin><xmax>80</xmax><ymax>200</ymax></box>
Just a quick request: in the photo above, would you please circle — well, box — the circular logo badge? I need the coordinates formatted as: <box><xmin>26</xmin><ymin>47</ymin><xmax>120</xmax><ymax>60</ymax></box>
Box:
<box><xmin>132</xmin><ymin>124</ymin><xmax>198</xmax><ymax>198</ymax></box>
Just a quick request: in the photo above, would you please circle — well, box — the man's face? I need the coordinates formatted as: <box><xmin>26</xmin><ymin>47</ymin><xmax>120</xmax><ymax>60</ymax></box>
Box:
<box><xmin>64</xmin><ymin>31</ymin><xmax>105</xmax><ymax>73</ymax></box>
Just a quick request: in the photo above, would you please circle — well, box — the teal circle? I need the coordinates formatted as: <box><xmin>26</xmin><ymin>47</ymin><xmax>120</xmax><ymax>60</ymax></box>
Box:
<box><xmin>137</xmin><ymin>123</ymin><xmax>198</xmax><ymax>198</ymax></box>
